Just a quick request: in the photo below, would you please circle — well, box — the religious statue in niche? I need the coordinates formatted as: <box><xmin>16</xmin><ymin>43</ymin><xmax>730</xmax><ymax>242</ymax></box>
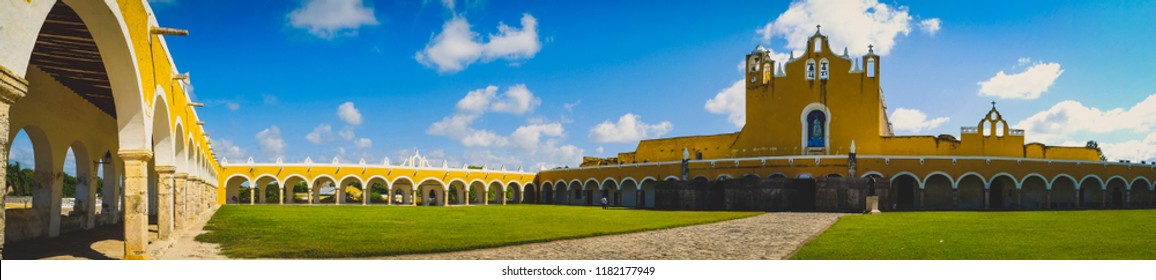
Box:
<box><xmin>807</xmin><ymin>110</ymin><xmax>826</xmax><ymax>148</ymax></box>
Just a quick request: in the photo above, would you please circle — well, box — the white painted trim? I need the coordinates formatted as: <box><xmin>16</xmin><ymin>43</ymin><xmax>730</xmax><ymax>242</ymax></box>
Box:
<box><xmin>921</xmin><ymin>171</ymin><xmax>954</xmax><ymax>190</ymax></box>
<box><xmin>989</xmin><ymin>172</ymin><xmax>1019</xmax><ymax>190</ymax></box>
<box><xmin>1130</xmin><ymin>177</ymin><xmax>1152</xmax><ymax>191</ymax></box>
<box><xmin>1079</xmin><ymin>175</ymin><xmax>1105</xmax><ymax>190</ymax></box>
<box><xmin>1020</xmin><ymin>173</ymin><xmax>1049</xmax><ymax>190</ymax></box>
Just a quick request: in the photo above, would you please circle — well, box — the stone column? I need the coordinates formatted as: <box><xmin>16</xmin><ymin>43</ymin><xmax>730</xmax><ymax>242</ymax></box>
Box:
<box><xmin>442</xmin><ymin>189</ymin><xmax>448</xmax><ymax>206</ymax></box>
<box><xmin>983</xmin><ymin>188</ymin><xmax>990</xmax><ymax>210</ymax></box>
<box><xmin>0</xmin><ymin>66</ymin><xmax>30</xmax><ymax>259</ymax></box>
<box><xmin>249</xmin><ymin>179</ymin><xmax>255</xmax><ymax>205</ymax></box>
<box><xmin>156</xmin><ymin>166</ymin><xmax>175</xmax><ymax>240</ymax></box>
<box><xmin>1046</xmin><ymin>189</ymin><xmax>1052</xmax><ymax>209</ymax></box>
<box><xmin>952</xmin><ymin>188</ymin><xmax>959</xmax><ymax>209</ymax></box>
<box><xmin>119</xmin><ymin>149</ymin><xmax>153</xmax><ymax>260</ymax></box>
<box><xmin>174</xmin><ymin>173</ymin><xmax>188</xmax><ymax>230</ymax></box>
<box><xmin>1103</xmin><ymin>188</ymin><xmax>1109</xmax><ymax>208</ymax></box>
<box><xmin>307</xmin><ymin>183</ymin><xmax>314</xmax><ymax>205</ymax></box>
<box><xmin>362</xmin><ymin>186</ymin><xmax>369</xmax><ymax>206</ymax></box>
<box><xmin>482</xmin><ymin>188</ymin><xmax>489</xmax><ymax>205</ymax></box>
<box><xmin>82</xmin><ymin>173</ymin><xmax>98</xmax><ymax>229</ymax></box>
<box><xmin>101</xmin><ymin>161</ymin><xmax>120</xmax><ymax>224</ymax></box>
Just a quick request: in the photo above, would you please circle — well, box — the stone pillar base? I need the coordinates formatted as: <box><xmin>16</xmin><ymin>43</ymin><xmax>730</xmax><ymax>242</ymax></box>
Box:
<box><xmin>866</xmin><ymin>196</ymin><xmax>881</xmax><ymax>214</ymax></box>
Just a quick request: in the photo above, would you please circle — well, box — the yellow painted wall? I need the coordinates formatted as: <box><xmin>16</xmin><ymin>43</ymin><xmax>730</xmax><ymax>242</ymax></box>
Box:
<box><xmin>588</xmin><ymin>30</ymin><xmax>1101</xmax><ymax>166</ymax></box>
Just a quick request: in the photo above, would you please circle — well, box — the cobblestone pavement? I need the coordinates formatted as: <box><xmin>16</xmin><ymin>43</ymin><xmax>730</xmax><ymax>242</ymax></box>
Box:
<box><xmin>376</xmin><ymin>212</ymin><xmax>843</xmax><ymax>260</ymax></box>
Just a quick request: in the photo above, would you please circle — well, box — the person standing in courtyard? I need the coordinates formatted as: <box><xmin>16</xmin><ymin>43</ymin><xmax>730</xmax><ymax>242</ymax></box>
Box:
<box><xmin>601</xmin><ymin>196</ymin><xmax>608</xmax><ymax>209</ymax></box>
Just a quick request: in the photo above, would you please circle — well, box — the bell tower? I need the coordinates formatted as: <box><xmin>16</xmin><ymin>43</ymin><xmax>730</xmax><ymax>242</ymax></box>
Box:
<box><xmin>746</xmin><ymin>46</ymin><xmax>773</xmax><ymax>89</ymax></box>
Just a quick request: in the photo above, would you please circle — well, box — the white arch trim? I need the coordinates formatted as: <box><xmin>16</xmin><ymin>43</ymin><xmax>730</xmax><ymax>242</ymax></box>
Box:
<box><xmin>989</xmin><ymin>172</ymin><xmax>1019</xmax><ymax>190</ymax></box>
<box><xmin>799</xmin><ymin>102</ymin><xmax>832</xmax><ymax>153</ymax></box>
<box><xmin>1079</xmin><ymin>175</ymin><xmax>1105</xmax><ymax>190</ymax></box>
<box><xmin>921</xmin><ymin>171</ymin><xmax>954</xmax><ymax>190</ymax></box>
<box><xmin>1019</xmin><ymin>173</ymin><xmax>1049</xmax><ymax>190</ymax></box>
<box><xmin>1129</xmin><ymin>177</ymin><xmax>1152</xmax><ymax>191</ymax></box>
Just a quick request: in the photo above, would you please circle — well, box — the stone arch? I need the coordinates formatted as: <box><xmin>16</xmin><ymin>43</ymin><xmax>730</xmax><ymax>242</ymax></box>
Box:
<box><xmin>601</xmin><ymin>180</ymin><xmax>618</xmax><ymax>206</ymax></box>
<box><xmin>365</xmin><ymin>176</ymin><xmax>390</xmax><ymax>205</ymax></box>
<box><xmin>541</xmin><ymin>182</ymin><xmax>555</xmax><ymax>204</ymax></box>
<box><xmin>1079</xmin><ymin>175</ymin><xmax>1104</xmax><ymax>209</ymax></box>
<box><xmin>505</xmin><ymin>181</ymin><xmax>522</xmax><ymax>204</ymax></box>
<box><xmin>223</xmin><ymin>174</ymin><xmax>250</xmax><ymax>205</ymax></box>
<box><xmin>638</xmin><ymin>177</ymin><xmax>661</xmax><ymax>209</ymax></box>
<box><xmin>620</xmin><ymin>178</ymin><xmax>639</xmax><ymax>207</ymax></box>
<box><xmin>280</xmin><ymin>174</ymin><xmax>308</xmax><ymax>204</ymax></box>
<box><xmin>1050</xmin><ymin>175</ymin><xmax>1078</xmax><ymax>209</ymax></box>
<box><xmin>955</xmin><ymin>173</ymin><xmax>985</xmax><ymax>210</ymax></box>
<box><xmin>1105</xmin><ymin>177</ymin><xmax>1128</xmax><ymax>209</ymax></box>
<box><xmin>311</xmin><ymin>174</ymin><xmax>337</xmax><ymax>205</ymax></box>
<box><xmin>338</xmin><ymin>175</ymin><xmax>364</xmax><ymax>205</ymax></box>
<box><xmin>417</xmin><ymin>178</ymin><xmax>447</xmax><ymax>206</ymax></box>
<box><xmin>1129</xmin><ymin>178</ymin><xmax>1152</xmax><ymax>208</ymax></box>
<box><xmin>989</xmin><ymin>173</ymin><xmax>1018</xmax><ymax>209</ymax></box>
<box><xmin>582</xmin><ymin>179</ymin><xmax>600</xmax><ymax>206</ymax></box>
<box><xmin>151</xmin><ymin>87</ymin><xmax>174</xmax><ymax>168</ymax></box>
<box><xmin>488</xmin><ymin>180</ymin><xmax>505</xmax><ymax>205</ymax></box>
<box><xmin>890</xmin><ymin>172</ymin><xmax>919</xmax><ymax>210</ymax></box>
<box><xmin>1020</xmin><ymin>175</ymin><xmax>1048</xmax><ymax>210</ymax></box>
<box><xmin>391</xmin><ymin>177</ymin><xmax>417</xmax><ymax>205</ymax></box>
<box><xmin>522</xmin><ymin>182</ymin><xmax>536</xmax><ymax>204</ymax></box>
<box><xmin>467</xmin><ymin>179</ymin><xmax>486</xmax><ymax>205</ymax></box>
<box><xmin>923</xmin><ymin>172</ymin><xmax>953</xmax><ymax>210</ymax></box>
<box><xmin>253</xmin><ymin>174</ymin><xmax>279</xmax><ymax>204</ymax></box>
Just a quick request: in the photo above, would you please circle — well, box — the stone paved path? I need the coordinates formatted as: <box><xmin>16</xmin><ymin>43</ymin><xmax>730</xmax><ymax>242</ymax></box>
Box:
<box><xmin>374</xmin><ymin>212</ymin><xmax>842</xmax><ymax>260</ymax></box>
<box><xmin>12</xmin><ymin>211</ymin><xmax>841</xmax><ymax>260</ymax></box>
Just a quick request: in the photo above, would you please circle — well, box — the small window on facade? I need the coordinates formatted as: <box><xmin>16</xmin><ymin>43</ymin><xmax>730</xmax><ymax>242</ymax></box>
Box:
<box><xmin>867</xmin><ymin>58</ymin><xmax>876</xmax><ymax>78</ymax></box>
<box><xmin>820</xmin><ymin>60</ymin><xmax>829</xmax><ymax>80</ymax></box>
<box><xmin>814</xmin><ymin>38</ymin><xmax>822</xmax><ymax>53</ymax></box>
<box><xmin>806</xmin><ymin>60</ymin><xmax>816</xmax><ymax>80</ymax></box>
<box><xmin>696</xmin><ymin>152</ymin><xmax>703</xmax><ymax>160</ymax></box>
<box><xmin>749</xmin><ymin>57</ymin><xmax>758</xmax><ymax>72</ymax></box>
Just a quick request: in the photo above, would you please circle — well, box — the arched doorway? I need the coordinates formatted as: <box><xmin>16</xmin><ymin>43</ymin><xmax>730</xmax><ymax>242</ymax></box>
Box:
<box><xmin>989</xmin><ymin>175</ymin><xmax>1017</xmax><ymax>209</ymax></box>
<box><xmin>890</xmin><ymin>174</ymin><xmax>918</xmax><ymax>210</ymax></box>
<box><xmin>1051</xmin><ymin>176</ymin><xmax>1077</xmax><ymax>209</ymax></box>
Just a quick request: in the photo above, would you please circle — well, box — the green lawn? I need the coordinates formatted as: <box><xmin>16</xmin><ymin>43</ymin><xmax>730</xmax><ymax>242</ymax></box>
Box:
<box><xmin>195</xmin><ymin>204</ymin><xmax>759</xmax><ymax>258</ymax></box>
<box><xmin>792</xmin><ymin>210</ymin><xmax>1156</xmax><ymax>260</ymax></box>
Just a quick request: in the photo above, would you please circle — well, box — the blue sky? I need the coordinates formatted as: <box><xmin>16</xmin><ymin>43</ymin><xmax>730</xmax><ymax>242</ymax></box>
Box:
<box><xmin>15</xmin><ymin>0</ymin><xmax>1156</xmax><ymax>173</ymax></box>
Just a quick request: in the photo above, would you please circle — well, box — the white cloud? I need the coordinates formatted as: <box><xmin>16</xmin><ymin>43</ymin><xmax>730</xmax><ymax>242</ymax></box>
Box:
<box><xmin>305</xmin><ymin>124</ymin><xmax>333</xmax><ymax>144</ymax></box>
<box><xmin>428</xmin><ymin>114</ymin><xmax>480</xmax><ymax>139</ymax></box>
<box><xmin>416</xmin><ymin>14</ymin><xmax>541</xmax><ymax>73</ymax></box>
<box><xmin>427</xmin><ymin>84</ymin><xmax>583</xmax><ymax>169</ymax></box>
<box><xmin>452</xmin><ymin>84</ymin><xmax>538</xmax><ymax>115</ymax></box>
<box><xmin>589</xmin><ymin>113</ymin><xmax>673</xmax><ymax>143</ymax></box>
<box><xmin>1014</xmin><ymin>94</ymin><xmax>1156</xmax><ymax>145</ymax></box>
<box><xmin>338</xmin><ymin>126</ymin><xmax>355</xmax><ymax>140</ymax></box>
<box><xmin>225</xmin><ymin>101</ymin><xmax>240</xmax><ymax>111</ymax></box>
<box><xmin>1098</xmin><ymin>132</ymin><xmax>1156</xmax><ymax>163</ymax></box>
<box><xmin>491</xmin><ymin>84</ymin><xmax>540</xmax><ymax>114</ymax></box>
<box><xmin>354</xmin><ymin>138</ymin><xmax>373</xmax><ymax>149</ymax></box>
<box><xmin>288</xmin><ymin>0</ymin><xmax>379</xmax><ymax>39</ymax></box>
<box><xmin>704</xmin><ymin>80</ymin><xmax>747</xmax><ymax>127</ymax></box>
<box><xmin>918</xmin><ymin>18</ymin><xmax>941</xmax><ymax>36</ymax></box>
<box><xmin>337</xmin><ymin>102</ymin><xmax>363</xmax><ymax>125</ymax></box>
<box><xmin>1017</xmin><ymin>57</ymin><xmax>1032</xmax><ymax>66</ymax></box>
<box><xmin>890</xmin><ymin>108</ymin><xmax>949</xmax><ymax>134</ymax></box>
<box><xmin>978</xmin><ymin>62</ymin><xmax>1064</xmax><ymax>100</ymax></box>
<box><xmin>757</xmin><ymin>0</ymin><xmax>927</xmax><ymax>57</ymax></box>
<box><xmin>256</xmin><ymin>125</ymin><xmax>286</xmax><ymax>160</ymax></box>
<box><xmin>213</xmin><ymin>138</ymin><xmax>248</xmax><ymax>162</ymax></box>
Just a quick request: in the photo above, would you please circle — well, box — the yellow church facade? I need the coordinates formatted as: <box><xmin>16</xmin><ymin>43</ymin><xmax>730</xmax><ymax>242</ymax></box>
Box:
<box><xmin>539</xmin><ymin>29</ymin><xmax>1154</xmax><ymax>212</ymax></box>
